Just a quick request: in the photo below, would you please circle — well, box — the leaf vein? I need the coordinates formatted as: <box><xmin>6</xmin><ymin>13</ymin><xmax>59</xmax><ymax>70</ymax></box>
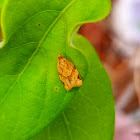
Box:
<box><xmin>0</xmin><ymin>0</ymin><xmax>76</xmax><ymax>105</ymax></box>
<box><xmin>62</xmin><ymin>112</ymin><xmax>73</xmax><ymax>140</ymax></box>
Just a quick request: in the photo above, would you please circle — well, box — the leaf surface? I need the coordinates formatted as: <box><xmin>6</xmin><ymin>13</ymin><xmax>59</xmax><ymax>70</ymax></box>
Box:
<box><xmin>0</xmin><ymin>0</ymin><xmax>4</xmax><ymax>7</ymax></box>
<box><xmin>0</xmin><ymin>0</ymin><xmax>114</xmax><ymax>140</ymax></box>
<box><xmin>32</xmin><ymin>35</ymin><xmax>115</xmax><ymax>140</ymax></box>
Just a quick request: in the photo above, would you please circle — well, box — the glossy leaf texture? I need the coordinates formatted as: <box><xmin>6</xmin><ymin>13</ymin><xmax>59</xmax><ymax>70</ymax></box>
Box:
<box><xmin>32</xmin><ymin>35</ymin><xmax>115</xmax><ymax>140</ymax></box>
<box><xmin>0</xmin><ymin>0</ymin><xmax>114</xmax><ymax>140</ymax></box>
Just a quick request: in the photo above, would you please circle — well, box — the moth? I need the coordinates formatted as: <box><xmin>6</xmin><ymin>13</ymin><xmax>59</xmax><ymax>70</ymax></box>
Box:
<box><xmin>57</xmin><ymin>54</ymin><xmax>82</xmax><ymax>91</ymax></box>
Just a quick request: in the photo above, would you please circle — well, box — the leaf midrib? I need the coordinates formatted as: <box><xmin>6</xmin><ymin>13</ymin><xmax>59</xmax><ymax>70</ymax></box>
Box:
<box><xmin>0</xmin><ymin>0</ymin><xmax>76</xmax><ymax>105</ymax></box>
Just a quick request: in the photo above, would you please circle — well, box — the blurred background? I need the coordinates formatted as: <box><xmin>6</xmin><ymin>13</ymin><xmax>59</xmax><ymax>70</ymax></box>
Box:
<box><xmin>79</xmin><ymin>0</ymin><xmax>140</xmax><ymax>139</ymax></box>
<box><xmin>0</xmin><ymin>0</ymin><xmax>140</xmax><ymax>139</ymax></box>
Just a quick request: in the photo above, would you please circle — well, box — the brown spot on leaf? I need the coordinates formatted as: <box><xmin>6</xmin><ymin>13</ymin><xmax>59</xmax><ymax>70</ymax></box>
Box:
<box><xmin>57</xmin><ymin>54</ymin><xmax>82</xmax><ymax>91</ymax></box>
<box><xmin>37</xmin><ymin>23</ymin><xmax>41</xmax><ymax>27</ymax></box>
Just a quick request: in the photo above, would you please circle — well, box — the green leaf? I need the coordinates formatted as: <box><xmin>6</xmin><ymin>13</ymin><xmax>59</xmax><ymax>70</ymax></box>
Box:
<box><xmin>0</xmin><ymin>0</ymin><xmax>114</xmax><ymax>140</ymax></box>
<box><xmin>32</xmin><ymin>35</ymin><xmax>115</xmax><ymax>140</ymax></box>
<box><xmin>0</xmin><ymin>0</ymin><xmax>4</xmax><ymax>7</ymax></box>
